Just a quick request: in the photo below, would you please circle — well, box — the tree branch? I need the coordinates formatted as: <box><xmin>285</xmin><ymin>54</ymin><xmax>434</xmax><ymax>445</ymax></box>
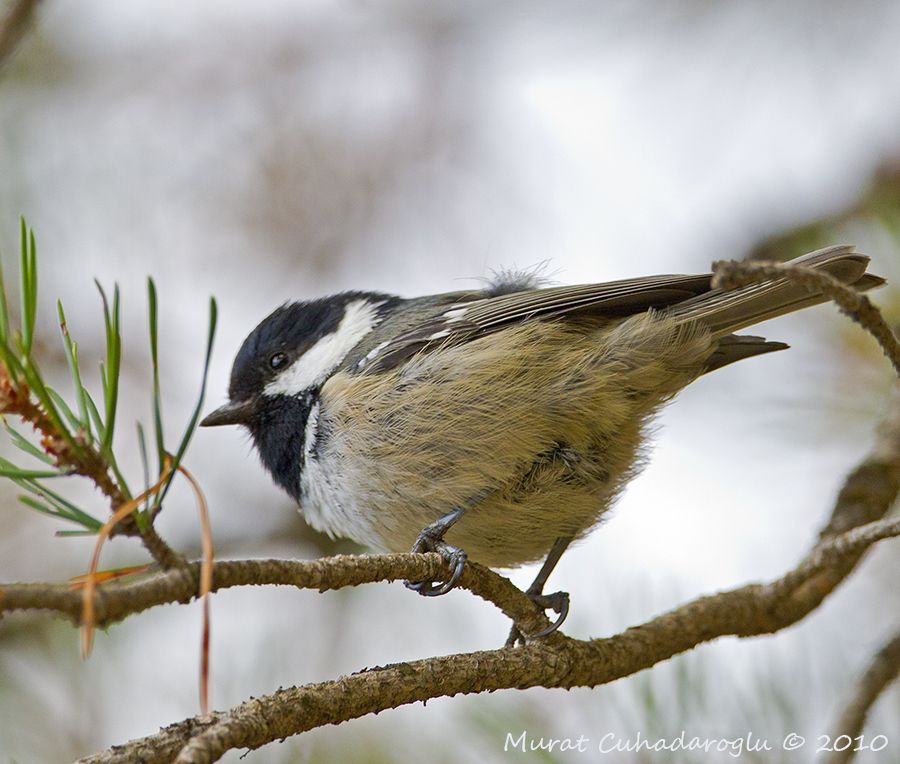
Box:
<box><xmin>825</xmin><ymin>630</ymin><xmax>900</xmax><ymax>764</ymax></box>
<box><xmin>57</xmin><ymin>385</ymin><xmax>900</xmax><ymax>763</ymax></box>
<box><xmin>1</xmin><ymin>553</ymin><xmax>556</xmax><ymax>640</ymax></box>
<box><xmin>711</xmin><ymin>257</ymin><xmax>900</xmax><ymax>377</ymax></box>
<box><xmin>4</xmin><ymin>507</ymin><xmax>896</xmax><ymax>650</ymax></box>
<box><xmin>65</xmin><ymin>511</ymin><xmax>900</xmax><ymax>763</ymax></box>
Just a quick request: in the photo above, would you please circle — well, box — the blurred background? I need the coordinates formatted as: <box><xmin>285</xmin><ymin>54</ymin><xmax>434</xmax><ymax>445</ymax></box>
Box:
<box><xmin>1</xmin><ymin>1</ymin><xmax>899</xmax><ymax>762</ymax></box>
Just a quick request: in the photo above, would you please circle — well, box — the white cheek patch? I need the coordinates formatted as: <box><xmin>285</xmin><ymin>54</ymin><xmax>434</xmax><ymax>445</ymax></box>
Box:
<box><xmin>264</xmin><ymin>299</ymin><xmax>380</xmax><ymax>397</ymax></box>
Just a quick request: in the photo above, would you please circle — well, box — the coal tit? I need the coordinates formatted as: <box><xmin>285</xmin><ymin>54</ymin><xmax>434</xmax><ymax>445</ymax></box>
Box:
<box><xmin>201</xmin><ymin>247</ymin><xmax>883</xmax><ymax>635</ymax></box>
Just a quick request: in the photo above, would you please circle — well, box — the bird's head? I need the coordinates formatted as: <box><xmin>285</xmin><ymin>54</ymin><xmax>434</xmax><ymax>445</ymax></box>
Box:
<box><xmin>201</xmin><ymin>291</ymin><xmax>397</xmax><ymax>497</ymax></box>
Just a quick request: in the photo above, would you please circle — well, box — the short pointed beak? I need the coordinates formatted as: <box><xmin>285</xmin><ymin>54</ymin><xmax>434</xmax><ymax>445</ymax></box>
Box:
<box><xmin>200</xmin><ymin>399</ymin><xmax>255</xmax><ymax>427</ymax></box>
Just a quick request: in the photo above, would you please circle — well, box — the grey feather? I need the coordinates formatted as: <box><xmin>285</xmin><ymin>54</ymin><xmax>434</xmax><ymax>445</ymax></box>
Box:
<box><xmin>666</xmin><ymin>246</ymin><xmax>883</xmax><ymax>336</ymax></box>
<box><xmin>359</xmin><ymin>245</ymin><xmax>884</xmax><ymax>374</ymax></box>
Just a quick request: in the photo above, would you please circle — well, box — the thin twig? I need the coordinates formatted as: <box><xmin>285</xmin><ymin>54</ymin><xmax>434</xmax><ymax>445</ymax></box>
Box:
<box><xmin>3</xmin><ymin>516</ymin><xmax>899</xmax><ymax>636</ymax></box>
<box><xmin>0</xmin><ymin>367</ymin><xmax>185</xmax><ymax>569</ymax></box>
<box><xmin>2</xmin><ymin>508</ymin><xmax>897</xmax><ymax>763</ymax></box>
<box><xmin>70</xmin><ymin>366</ymin><xmax>900</xmax><ymax>762</ymax></box>
<box><xmin>1</xmin><ymin>553</ymin><xmax>555</xmax><ymax>642</ymax></box>
<box><xmin>61</xmin><ymin>513</ymin><xmax>900</xmax><ymax>764</ymax></box>
<box><xmin>824</xmin><ymin>630</ymin><xmax>900</xmax><ymax>764</ymax></box>
<box><xmin>711</xmin><ymin>259</ymin><xmax>900</xmax><ymax>376</ymax></box>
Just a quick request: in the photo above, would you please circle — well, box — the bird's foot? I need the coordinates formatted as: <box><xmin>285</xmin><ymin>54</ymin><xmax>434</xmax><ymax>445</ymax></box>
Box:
<box><xmin>505</xmin><ymin>590</ymin><xmax>570</xmax><ymax>646</ymax></box>
<box><xmin>404</xmin><ymin>507</ymin><xmax>467</xmax><ymax>596</ymax></box>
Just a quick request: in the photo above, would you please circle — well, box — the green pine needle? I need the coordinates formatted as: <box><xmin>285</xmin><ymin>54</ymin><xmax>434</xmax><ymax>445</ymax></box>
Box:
<box><xmin>1</xmin><ymin>219</ymin><xmax>216</xmax><ymax>537</ymax></box>
<box><xmin>159</xmin><ymin>296</ymin><xmax>217</xmax><ymax>503</ymax></box>
<box><xmin>147</xmin><ymin>278</ymin><xmax>166</xmax><ymax>479</ymax></box>
<box><xmin>57</xmin><ymin>300</ymin><xmax>92</xmax><ymax>437</ymax></box>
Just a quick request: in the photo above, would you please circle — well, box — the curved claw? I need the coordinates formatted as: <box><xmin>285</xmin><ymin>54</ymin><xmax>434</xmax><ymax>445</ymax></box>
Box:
<box><xmin>405</xmin><ymin>529</ymin><xmax>468</xmax><ymax>597</ymax></box>
<box><xmin>419</xmin><ymin>546</ymin><xmax>467</xmax><ymax>596</ymax></box>
<box><xmin>529</xmin><ymin>591</ymin><xmax>570</xmax><ymax>638</ymax></box>
<box><xmin>506</xmin><ymin>590</ymin><xmax>570</xmax><ymax>645</ymax></box>
<box><xmin>405</xmin><ymin>565</ymin><xmax>461</xmax><ymax>597</ymax></box>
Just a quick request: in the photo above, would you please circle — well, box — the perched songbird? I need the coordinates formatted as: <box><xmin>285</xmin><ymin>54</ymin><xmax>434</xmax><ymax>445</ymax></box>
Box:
<box><xmin>201</xmin><ymin>247</ymin><xmax>883</xmax><ymax>636</ymax></box>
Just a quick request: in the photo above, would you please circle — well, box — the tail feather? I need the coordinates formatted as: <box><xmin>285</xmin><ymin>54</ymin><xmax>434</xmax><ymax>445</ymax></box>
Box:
<box><xmin>666</xmin><ymin>245</ymin><xmax>885</xmax><ymax>337</ymax></box>
<box><xmin>704</xmin><ymin>334</ymin><xmax>789</xmax><ymax>373</ymax></box>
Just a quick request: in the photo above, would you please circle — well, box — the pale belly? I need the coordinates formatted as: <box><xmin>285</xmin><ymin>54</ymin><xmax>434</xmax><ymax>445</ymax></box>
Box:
<box><xmin>295</xmin><ymin>317</ymin><xmax>714</xmax><ymax>567</ymax></box>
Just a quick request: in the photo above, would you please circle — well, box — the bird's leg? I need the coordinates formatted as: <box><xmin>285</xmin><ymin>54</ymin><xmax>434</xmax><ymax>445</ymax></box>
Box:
<box><xmin>405</xmin><ymin>506</ymin><xmax>468</xmax><ymax>597</ymax></box>
<box><xmin>505</xmin><ymin>535</ymin><xmax>573</xmax><ymax>646</ymax></box>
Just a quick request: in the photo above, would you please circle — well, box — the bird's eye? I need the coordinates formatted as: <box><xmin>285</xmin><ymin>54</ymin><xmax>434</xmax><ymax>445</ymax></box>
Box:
<box><xmin>268</xmin><ymin>352</ymin><xmax>288</xmax><ymax>370</ymax></box>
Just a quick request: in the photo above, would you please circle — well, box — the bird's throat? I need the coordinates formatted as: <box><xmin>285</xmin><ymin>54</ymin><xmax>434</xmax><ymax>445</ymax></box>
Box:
<box><xmin>249</xmin><ymin>391</ymin><xmax>318</xmax><ymax>501</ymax></box>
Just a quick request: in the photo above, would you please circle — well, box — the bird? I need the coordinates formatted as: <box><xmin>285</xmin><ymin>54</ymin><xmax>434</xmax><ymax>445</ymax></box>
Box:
<box><xmin>201</xmin><ymin>246</ymin><xmax>883</xmax><ymax>639</ymax></box>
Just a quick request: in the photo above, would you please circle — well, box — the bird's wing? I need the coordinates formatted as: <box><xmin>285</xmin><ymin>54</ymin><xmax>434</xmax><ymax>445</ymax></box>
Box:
<box><xmin>358</xmin><ymin>245</ymin><xmax>883</xmax><ymax>373</ymax></box>
<box><xmin>359</xmin><ymin>272</ymin><xmax>713</xmax><ymax>372</ymax></box>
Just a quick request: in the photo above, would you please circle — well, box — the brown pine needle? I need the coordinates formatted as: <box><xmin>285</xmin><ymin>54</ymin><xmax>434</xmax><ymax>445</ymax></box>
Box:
<box><xmin>68</xmin><ymin>564</ymin><xmax>151</xmax><ymax>589</ymax></box>
<box><xmin>80</xmin><ymin>459</ymin><xmax>173</xmax><ymax>658</ymax></box>
<box><xmin>78</xmin><ymin>456</ymin><xmax>214</xmax><ymax>716</ymax></box>
<box><xmin>177</xmin><ymin>463</ymin><xmax>214</xmax><ymax>716</ymax></box>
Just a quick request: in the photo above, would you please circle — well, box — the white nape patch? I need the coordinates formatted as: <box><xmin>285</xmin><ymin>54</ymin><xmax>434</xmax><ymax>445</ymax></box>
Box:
<box><xmin>264</xmin><ymin>299</ymin><xmax>381</xmax><ymax>397</ymax></box>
